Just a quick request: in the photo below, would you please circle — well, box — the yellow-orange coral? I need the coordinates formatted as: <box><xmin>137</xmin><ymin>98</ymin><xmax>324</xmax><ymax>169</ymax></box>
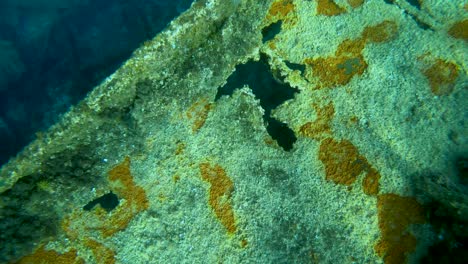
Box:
<box><xmin>199</xmin><ymin>163</ymin><xmax>237</xmax><ymax>234</ymax></box>
<box><xmin>375</xmin><ymin>194</ymin><xmax>425</xmax><ymax>264</ymax></box>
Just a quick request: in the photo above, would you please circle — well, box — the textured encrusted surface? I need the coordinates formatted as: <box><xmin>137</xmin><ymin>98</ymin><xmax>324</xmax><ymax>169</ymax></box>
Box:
<box><xmin>1</xmin><ymin>0</ymin><xmax>466</xmax><ymax>263</ymax></box>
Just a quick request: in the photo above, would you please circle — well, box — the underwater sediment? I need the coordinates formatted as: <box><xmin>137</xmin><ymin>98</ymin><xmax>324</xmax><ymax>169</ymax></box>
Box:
<box><xmin>0</xmin><ymin>0</ymin><xmax>467</xmax><ymax>263</ymax></box>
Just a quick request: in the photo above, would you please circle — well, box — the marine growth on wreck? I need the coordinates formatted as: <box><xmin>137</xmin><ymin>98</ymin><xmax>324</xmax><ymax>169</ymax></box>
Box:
<box><xmin>1</xmin><ymin>0</ymin><xmax>467</xmax><ymax>263</ymax></box>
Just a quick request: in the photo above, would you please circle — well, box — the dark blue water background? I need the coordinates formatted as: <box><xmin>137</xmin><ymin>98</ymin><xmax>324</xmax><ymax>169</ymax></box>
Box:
<box><xmin>0</xmin><ymin>0</ymin><xmax>194</xmax><ymax>166</ymax></box>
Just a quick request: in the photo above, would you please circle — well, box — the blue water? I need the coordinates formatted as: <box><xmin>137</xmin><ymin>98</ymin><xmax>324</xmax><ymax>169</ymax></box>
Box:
<box><xmin>0</xmin><ymin>0</ymin><xmax>194</xmax><ymax>166</ymax></box>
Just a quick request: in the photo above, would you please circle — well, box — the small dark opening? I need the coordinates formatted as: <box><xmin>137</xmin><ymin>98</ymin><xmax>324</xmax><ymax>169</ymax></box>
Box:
<box><xmin>405</xmin><ymin>11</ymin><xmax>432</xmax><ymax>31</ymax></box>
<box><xmin>285</xmin><ymin>61</ymin><xmax>306</xmax><ymax>76</ymax></box>
<box><xmin>405</xmin><ymin>0</ymin><xmax>421</xmax><ymax>10</ymax></box>
<box><xmin>216</xmin><ymin>53</ymin><xmax>299</xmax><ymax>151</ymax></box>
<box><xmin>383</xmin><ymin>0</ymin><xmax>431</xmax><ymax>31</ymax></box>
<box><xmin>262</xmin><ymin>21</ymin><xmax>283</xmax><ymax>43</ymax></box>
<box><xmin>83</xmin><ymin>192</ymin><xmax>119</xmax><ymax>212</ymax></box>
<box><xmin>455</xmin><ymin>156</ymin><xmax>468</xmax><ymax>186</ymax></box>
<box><xmin>266</xmin><ymin>119</ymin><xmax>296</xmax><ymax>151</ymax></box>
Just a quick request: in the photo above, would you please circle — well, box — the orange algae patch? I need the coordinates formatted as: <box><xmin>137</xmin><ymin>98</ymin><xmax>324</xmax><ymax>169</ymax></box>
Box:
<box><xmin>304</xmin><ymin>21</ymin><xmax>397</xmax><ymax>89</ymax></box>
<box><xmin>186</xmin><ymin>98</ymin><xmax>213</xmax><ymax>132</ymax></box>
<box><xmin>347</xmin><ymin>0</ymin><xmax>364</xmax><ymax>8</ymax></box>
<box><xmin>319</xmin><ymin>138</ymin><xmax>366</xmax><ymax>186</ymax></box>
<box><xmin>103</xmin><ymin>157</ymin><xmax>149</xmax><ymax>237</ymax></box>
<box><xmin>175</xmin><ymin>142</ymin><xmax>186</xmax><ymax>155</ymax></box>
<box><xmin>61</xmin><ymin>215</ymin><xmax>81</xmax><ymax>241</ymax></box>
<box><xmin>85</xmin><ymin>239</ymin><xmax>116</xmax><ymax>264</ymax></box>
<box><xmin>173</xmin><ymin>174</ymin><xmax>181</xmax><ymax>183</ymax></box>
<box><xmin>240</xmin><ymin>239</ymin><xmax>248</xmax><ymax>248</ymax></box>
<box><xmin>362</xmin><ymin>167</ymin><xmax>381</xmax><ymax>196</ymax></box>
<box><xmin>422</xmin><ymin>59</ymin><xmax>459</xmax><ymax>96</ymax></box>
<box><xmin>448</xmin><ymin>19</ymin><xmax>468</xmax><ymax>40</ymax></box>
<box><xmin>27</xmin><ymin>157</ymin><xmax>146</xmax><ymax>264</ymax></box>
<box><xmin>264</xmin><ymin>136</ymin><xmax>278</xmax><ymax>147</ymax></box>
<box><xmin>268</xmin><ymin>41</ymin><xmax>277</xmax><ymax>50</ymax></box>
<box><xmin>58</xmin><ymin>157</ymin><xmax>147</xmax><ymax>264</ymax></box>
<box><xmin>304</xmin><ymin>51</ymin><xmax>367</xmax><ymax>88</ymax></box>
<box><xmin>16</xmin><ymin>246</ymin><xmax>83</xmax><ymax>264</ymax></box>
<box><xmin>299</xmin><ymin>103</ymin><xmax>335</xmax><ymax>140</ymax></box>
<box><xmin>318</xmin><ymin>138</ymin><xmax>381</xmax><ymax>195</ymax></box>
<box><xmin>362</xmin><ymin>20</ymin><xmax>398</xmax><ymax>43</ymax></box>
<box><xmin>266</xmin><ymin>0</ymin><xmax>297</xmax><ymax>27</ymax></box>
<box><xmin>316</xmin><ymin>0</ymin><xmax>346</xmax><ymax>16</ymax></box>
<box><xmin>268</xmin><ymin>0</ymin><xmax>295</xmax><ymax>18</ymax></box>
<box><xmin>199</xmin><ymin>163</ymin><xmax>237</xmax><ymax>234</ymax></box>
<box><xmin>62</xmin><ymin>157</ymin><xmax>149</xmax><ymax>240</ymax></box>
<box><xmin>375</xmin><ymin>194</ymin><xmax>426</xmax><ymax>264</ymax></box>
